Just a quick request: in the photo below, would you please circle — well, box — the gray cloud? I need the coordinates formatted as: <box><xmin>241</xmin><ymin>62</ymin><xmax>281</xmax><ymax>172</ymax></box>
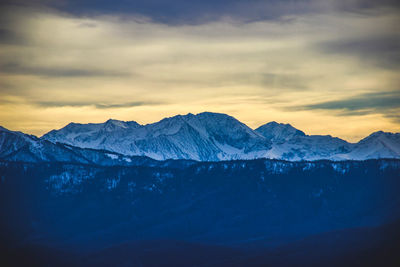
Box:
<box><xmin>78</xmin><ymin>22</ymin><xmax>97</xmax><ymax>28</ymax></box>
<box><xmin>221</xmin><ymin>73</ymin><xmax>311</xmax><ymax>90</ymax></box>
<box><xmin>293</xmin><ymin>91</ymin><xmax>400</xmax><ymax>122</ymax></box>
<box><xmin>317</xmin><ymin>35</ymin><xmax>400</xmax><ymax>69</ymax></box>
<box><xmin>304</xmin><ymin>91</ymin><xmax>400</xmax><ymax>110</ymax></box>
<box><xmin>0</xmin><ymin>29</ymin><xmax>27</xmax><ymax>45</ymax></box>
<box><xmin>385</xmin><ymin>113</ymin><xmax>400</xmax><ymax>123</ymax></box>
<box><xmin>0</xmin><ymin>63</ymin><xmax>131</xmax><ymax>77</ymax></box>
<box><xmin>94</xmin><ymin>102</ymin><xmax>162</xmax><ymax>109</ymax></box>
<box><xmin>2</xmin><ymin>0</ymin><xmax>399</xmax><ymax>25</ymax></box>
<box><xmin>257</xmin><ymin>73</ymin><xmax>310</xmax><ymax>90</ymax></box>
<box><xmin>33</xmin><ymin>100</ymin><xmax>163</xmax><ymax>109</ymax></box>
<box><xmin>147</xmin><ymin>72</ymin><xmax>311</xmax><ymax>90</ymax></box>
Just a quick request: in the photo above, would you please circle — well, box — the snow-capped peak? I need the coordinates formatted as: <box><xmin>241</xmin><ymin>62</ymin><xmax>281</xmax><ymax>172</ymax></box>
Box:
<box><xmin>40</xmin><ymin>112</ymin><xmax>271</xmax><ymax>161</ymax></box>
<box><xmin>103</xmin><ymin>119</ymin><xmax>140</xmax><ymax>131</ymax></box>
<box><xmin>6</xmin><ymin>112</ymin><xmax>396</xmax><ymax>162</ymax></box>
<box><xmin>347</xmin><ymin>131</ymin><xmax>400</xmax><ymax>159</ymax></box>
<box><xmin>255</xmin><ymin>121</ymin><xmax>305</xmax><ymax>143</ymax></box>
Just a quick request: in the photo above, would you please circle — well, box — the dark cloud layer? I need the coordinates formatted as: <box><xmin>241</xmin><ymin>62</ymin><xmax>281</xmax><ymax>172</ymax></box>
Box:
<box><xmin>0</xmin><ymin>29</ymin><xmax>27</xmax><ymax>45</ymax></box>
<box><xmin>0</xmin><ymin>63</ymin><xmax>130</xmax><ymax>78</ymax></box>
<box><xmin>34</xmin><ymin>101</ymin><xmax>163</xmax><ymax>109</ymax></box>
<box><xmin>2</xmin><ymin>0</ymin><xmax>400</xmax><ymax>24</ymax></box>
<box><xmin>295</xmin><ymin>91</ymin><xmax>400</xmax><ymax>121</ymax></box>
<box><xmin>317</xmin><ymin>36</ymin><xmax>400</xmax><ymax>69</ymax></box>
<box><xmin>304</xmin><ymin>91</ymin><xmax>400</xmax><ymax>110</ymax></box>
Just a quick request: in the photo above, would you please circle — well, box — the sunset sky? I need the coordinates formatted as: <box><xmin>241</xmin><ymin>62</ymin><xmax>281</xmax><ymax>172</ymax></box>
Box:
<box><xmin>0</xmin><ymin>0</ymin><xmax>399</xmax><ymax>142</ymax></box>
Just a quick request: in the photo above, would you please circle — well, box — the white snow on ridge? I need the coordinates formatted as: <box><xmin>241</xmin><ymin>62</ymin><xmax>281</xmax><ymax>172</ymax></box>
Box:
<box><xmin>41</xmin><ymin>112</ymin><xmax>271</xmax><ymax>161</ymax></box>
<box><xmin>106</xmin><ymin>153</ymin><xmax>119</xmax><ymax>160</ymax></box>
<box><xmin>4</xmin><ymin>112</ymin><xmax>399</xmax><ymax>162</ymax></box>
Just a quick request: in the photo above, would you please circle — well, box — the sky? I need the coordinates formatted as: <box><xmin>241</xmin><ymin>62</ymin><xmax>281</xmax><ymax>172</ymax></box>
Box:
<box><xmin>0</xmin><ymin>0</ymin><xmax>399</xmax><ymax>142</ymax></box>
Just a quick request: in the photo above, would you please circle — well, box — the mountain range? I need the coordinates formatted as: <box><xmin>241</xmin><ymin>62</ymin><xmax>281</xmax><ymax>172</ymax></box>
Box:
<box><xmin>1</xmin><ymin>112</ymin><xmax>400</xmax><ymax>163</ymax></box>
<box><xmin>2</xmin><ymin>112</ymin><xmax>400</xmax><ymax>266</ymax></box>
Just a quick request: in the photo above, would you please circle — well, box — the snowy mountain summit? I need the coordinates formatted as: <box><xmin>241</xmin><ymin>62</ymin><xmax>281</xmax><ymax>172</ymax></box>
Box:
<box><xmin>255</xmin><ymin>121</ymin><xmax>305</xmax><ymax>143</ymax></box>
<box><xmin>40</xmin><ymin>112</ymin><xmax>400</xmax><ymax>161</ymax></box>
<box><xmin>42</xmin><ymin>112</ymin><xmax>270</xmax><ymax>161</ymax></box>
<box><xmin>2</xmin><ymin>112</ymin><xmax>400</xmax><ymax>162</ymax></box>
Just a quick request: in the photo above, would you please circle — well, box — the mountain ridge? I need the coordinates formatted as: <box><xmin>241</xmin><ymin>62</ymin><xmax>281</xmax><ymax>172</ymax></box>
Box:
<box><xmin>41</xmin><ymin>112</ymin><xmax>271</xmax><ymax>161</ymax></box>
<box><xmin>2</xmin><ymin>112</ymin><xmax>400</xmax><ymax>161</ymax></box>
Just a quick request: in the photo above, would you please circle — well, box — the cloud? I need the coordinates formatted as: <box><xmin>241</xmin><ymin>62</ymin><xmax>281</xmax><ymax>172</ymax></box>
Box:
<box><xmin>294</xmin><ymin>91</ymin><xmax>400</xmax><ymax>122</ymax></box>
<box><xmin>317</xmin><ymin>35</ymin><xmax>400</xmax><ymax>69</ymax></box>
<box><xmin>33</xmin><ymin>100</ymin><xmax>163</xmax><ymax>109</ymax></box>
<box><xmin>0</xmin><ymin>63</ymin><xmax>131</xmax><ymax>77</ymax></box>
<box><xmin>0</xmin><ymin>28</ymin><xmax>26</xmax><ymax>45</ymax></box>
<box><xmin>304</xmin><ymin>91</ymin><xmax>400</xmax><ymax>111</ymax></box>
<box><xmin>2</xmin><ymin>0</ymin><xmax>399</xmax><ymax>24</ymax></box>
<box><xmin>0</xmin><ymin>5</ymin><xmax>399</xmax><ymax>139</ymax></box>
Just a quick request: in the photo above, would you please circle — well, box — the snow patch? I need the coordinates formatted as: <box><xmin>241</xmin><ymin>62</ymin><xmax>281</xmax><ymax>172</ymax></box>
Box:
<box><xmin>106</xmin><ymin>153</ymin><xmax>119</xmax><ymax>160</ymax></box>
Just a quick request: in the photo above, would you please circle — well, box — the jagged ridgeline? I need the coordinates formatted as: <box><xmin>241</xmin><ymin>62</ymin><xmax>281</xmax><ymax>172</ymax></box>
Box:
<box><xmin>40</xmin><ymin>112</ymin><xmax>400</xmax><ymax>161</ymax></box>
<box><xmin>1</xmin><ymin>159</ymin><xmax>400</xmax><ymax>266</ymax></box>
<box><xmin>1</xmin><ymin>112</ymin><xmax>400</xmax><ymax>163</ymax></box>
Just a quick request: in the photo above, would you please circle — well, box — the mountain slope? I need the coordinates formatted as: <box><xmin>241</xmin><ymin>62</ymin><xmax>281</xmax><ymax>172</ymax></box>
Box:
<box><xmin>4</xmin><ymin>112</ymin><xmax>399</xmax><ymax>161</ymax></box>
<box><xmin>43</xmin><ymin>119</ymin><xmax>141</xmax><ymax>149</ymax></box>
<box><xmin>255</xmin><ymin>122</ymin><xmax>356</xmax><ymax>161</ymax></box>
<box><xmin>255</xmin><ymin>122</ymin><xmax>400</xmax><ymax>161</ymax></box>
<box><xmin>42</xmin><ymin>112</ymin><xmax>271</xmax><ymax>161</ymax></box>
<box><xmin>0</xmin><ymin>126</ymin><xmax>90</xmax><ymax>163</ymax></box>
<box><xmin>0</xmin><ymin>126</ymin><xmax>169</xmax><ymax>166</ymax></box>
<box><xmin>348</xmin><ymin>131</ymin><xmax>400</xmax><ymax>159</ymax></box>
<box><xmin>255</xmin><ymin>121</ymin><xmax>305</xmax><ymax>143</ymax></box>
